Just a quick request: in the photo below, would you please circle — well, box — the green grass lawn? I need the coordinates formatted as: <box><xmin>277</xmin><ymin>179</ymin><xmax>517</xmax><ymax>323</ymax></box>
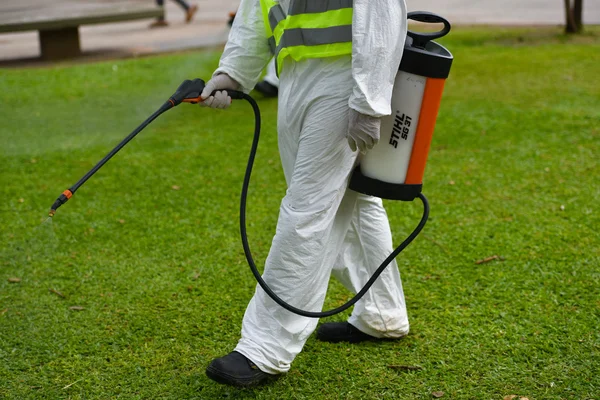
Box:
<box><xmin>1</xmin><ymin>26</ymin><xmax>598</xmax><ymax>399</ymax></box>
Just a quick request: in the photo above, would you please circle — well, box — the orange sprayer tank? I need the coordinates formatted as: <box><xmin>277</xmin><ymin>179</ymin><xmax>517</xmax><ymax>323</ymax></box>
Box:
<box><xmin>349</xmin><ymin>11</ymin><xmax>453</xmax><ymax>201</ymax></box>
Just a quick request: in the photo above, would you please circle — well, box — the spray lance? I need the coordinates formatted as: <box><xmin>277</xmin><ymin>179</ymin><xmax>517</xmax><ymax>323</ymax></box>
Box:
<box><xmin>48</xmin><ymin>11</ymin><xmax>453</xmax><ymax>319</ymax></box>
<box><xmin>47</xmin><ymin>78</ymin><xmax>228</xmax><ymax>216</ymax></box>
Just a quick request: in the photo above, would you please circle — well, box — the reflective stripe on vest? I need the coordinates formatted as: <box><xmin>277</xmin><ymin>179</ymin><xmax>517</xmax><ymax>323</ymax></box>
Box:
<box><xmin>261</xmin><ymin>0</ymin><xmax>353</xmax><ymax>73</ymax></box>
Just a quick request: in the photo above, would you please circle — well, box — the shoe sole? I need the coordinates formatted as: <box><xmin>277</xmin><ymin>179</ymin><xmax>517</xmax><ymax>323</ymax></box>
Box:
<box><xmin>205</xmin><ymin>365</ymin><xmax>275</xmax><ymax>388</ymax></box>
<box><xmin>316</xmin><ymin>331</ymin><xmax>407</xmax><ymax>343</ymax></box>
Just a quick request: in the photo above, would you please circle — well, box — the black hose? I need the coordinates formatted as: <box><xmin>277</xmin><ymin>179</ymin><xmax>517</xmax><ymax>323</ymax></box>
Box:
<box><xmin>238</xmin><ymin>93</ymin><xmax>429</xmax><ymax>318</ymax></box>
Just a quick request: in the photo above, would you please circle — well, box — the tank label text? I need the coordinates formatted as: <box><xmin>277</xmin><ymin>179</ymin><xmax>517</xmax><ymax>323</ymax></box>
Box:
<box><xmin>389</xmin><ymin>111</ymin><xmax>412</xmax><ymax>149</ymax></box>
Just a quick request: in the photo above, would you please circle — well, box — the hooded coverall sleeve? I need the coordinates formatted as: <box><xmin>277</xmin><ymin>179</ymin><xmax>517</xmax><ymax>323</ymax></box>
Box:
<box><xmin>213</xmin><ymin>0</ymin><xmax>273</xmax><ymax>93</ymax></box>
<box><xmin>349</xmin><ymin>0</ymin><xmax>407</xmax><ymax>118</ymax></box>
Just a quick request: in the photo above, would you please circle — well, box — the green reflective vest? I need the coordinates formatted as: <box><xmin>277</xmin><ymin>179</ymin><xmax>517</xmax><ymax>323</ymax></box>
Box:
<box><xmin>260</xmin><ymin>0</ymin><xmax>353</xmax><ymax>74</ymax></box>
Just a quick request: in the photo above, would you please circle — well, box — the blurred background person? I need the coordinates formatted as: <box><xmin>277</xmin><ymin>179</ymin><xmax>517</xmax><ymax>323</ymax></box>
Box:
<box><xmin>150</xmin><ymin>0</ymin><xmax>198</xmax><ymax>28</ymax></box>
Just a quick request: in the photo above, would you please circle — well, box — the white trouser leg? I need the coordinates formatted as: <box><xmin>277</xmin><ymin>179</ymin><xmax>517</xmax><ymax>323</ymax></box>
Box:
<box><xmin>235</xmin><ymin>57</ymin><xmax>357</xmax><ymax>374</ymax></box>
<box><xmin>331</xmin><ymin>195</ymin><xmax>409</xmax><ymax>338</ymax></box>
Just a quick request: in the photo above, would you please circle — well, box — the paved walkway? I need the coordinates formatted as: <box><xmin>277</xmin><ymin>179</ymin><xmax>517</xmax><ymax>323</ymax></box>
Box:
<box><xmin>1</xmin><ymin>0</ymin><xmax>599</xmax><ymax>64</ymax></box>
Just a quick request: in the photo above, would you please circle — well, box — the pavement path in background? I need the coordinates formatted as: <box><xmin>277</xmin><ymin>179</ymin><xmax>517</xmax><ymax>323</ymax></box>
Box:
<box><xmin>0</xmin><ymin>0</ymin><xmax>599</xmax><ymax>64</ymax></box>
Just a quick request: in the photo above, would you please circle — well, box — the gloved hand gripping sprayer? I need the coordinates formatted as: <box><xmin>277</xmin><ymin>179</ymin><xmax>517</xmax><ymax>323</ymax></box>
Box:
<box><xmin>48</xmin><ymin>11</ymin><xmax>453</xmax><ymax>319</ymax></box>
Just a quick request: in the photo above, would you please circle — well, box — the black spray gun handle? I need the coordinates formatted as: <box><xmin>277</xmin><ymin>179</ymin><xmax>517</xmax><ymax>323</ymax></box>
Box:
<box><xmin>407</xmin><ymin>11</ymin><xmax>451</xmax><ymax>49</ymax></box>
<box><xmin>168</xmin><ymin>78</ymin><xmax>245</xmax><ymax>106</ymax></box>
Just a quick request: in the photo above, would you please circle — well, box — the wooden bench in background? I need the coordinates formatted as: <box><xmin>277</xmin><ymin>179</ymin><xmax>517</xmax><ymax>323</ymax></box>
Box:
<box><xmin>0</xmin><ymin>0</ymin><xmax>164</xmax><ymax>60</ymax></box>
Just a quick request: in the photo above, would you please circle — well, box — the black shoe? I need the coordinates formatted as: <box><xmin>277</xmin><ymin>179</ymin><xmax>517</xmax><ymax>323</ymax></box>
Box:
<box><xmin>254</xmin><ymin>80</ymin><xmax>279</xmax><ymax>97</ymax></box>
<box><xmin>316</xmin><ymin>322</ymin><xmax>379</xmax><ymax>343</ymax></box>
<box><xmin>206</xmin><ymin>351</ymin><xmax>273</xmax><ymax>388</ymax></box>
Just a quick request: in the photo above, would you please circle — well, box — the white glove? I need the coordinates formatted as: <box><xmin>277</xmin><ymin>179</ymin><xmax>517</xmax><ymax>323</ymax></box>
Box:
<box><xmin>347</xmin><ymin>109</ymin><xmax>381</xmax><ymax>153</ymax></box>
<box><xmin>200</xmin><ymin>73</ymin><xmax>240</xmax><ymax>109</ymax></box>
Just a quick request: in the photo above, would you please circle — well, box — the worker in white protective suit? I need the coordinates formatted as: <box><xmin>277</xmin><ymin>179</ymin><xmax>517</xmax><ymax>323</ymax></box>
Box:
<box><xmin>201</xmin><ymin>0</ymin><xmax>409</xmax><ymax>388</ymax></box>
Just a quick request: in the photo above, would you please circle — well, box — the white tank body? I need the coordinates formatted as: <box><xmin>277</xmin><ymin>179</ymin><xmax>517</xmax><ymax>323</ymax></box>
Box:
<box><xmin>361</xmin><ymin>71</ymin><xmax>426</xmax><ymax>184</ymax></box>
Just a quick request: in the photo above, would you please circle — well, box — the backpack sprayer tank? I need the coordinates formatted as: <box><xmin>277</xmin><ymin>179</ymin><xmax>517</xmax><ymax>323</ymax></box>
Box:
<box><xmin>349</xmin><ymin>12</ymin><xmax>453</xmax><ymax>200</ymax></box>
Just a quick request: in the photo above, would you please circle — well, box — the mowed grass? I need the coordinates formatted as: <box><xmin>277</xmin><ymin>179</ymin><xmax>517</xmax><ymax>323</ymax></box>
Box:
<box><xmin>0</xmin><ymin>26</ymin><xmax>598</xmax><ymax>399</ymax></box>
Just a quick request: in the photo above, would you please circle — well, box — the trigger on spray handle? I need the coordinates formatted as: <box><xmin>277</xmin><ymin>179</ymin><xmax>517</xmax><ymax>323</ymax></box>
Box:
<box><xmin>170</xmin><ymin>78</ymin><xmax>245</xmax><ymax>105</ymax></box>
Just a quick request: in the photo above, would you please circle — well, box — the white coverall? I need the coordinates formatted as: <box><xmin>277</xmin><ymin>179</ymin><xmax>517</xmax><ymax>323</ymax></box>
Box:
<box><xmin>213</xmin><ymin>0</ymin><xmax>409</xmax><ymax>374</ymax></box>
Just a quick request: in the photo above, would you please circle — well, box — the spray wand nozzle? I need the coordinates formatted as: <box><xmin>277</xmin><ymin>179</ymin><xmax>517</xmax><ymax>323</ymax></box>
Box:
<box><xmin>48</xmin><ymin>189</ymin><xmax>73</xmax><ymax>217</ymax></box>
<box><xmin>48</xmin><ymin>78</ymin><xmax>246</xmax><ymax>218</ymax></box>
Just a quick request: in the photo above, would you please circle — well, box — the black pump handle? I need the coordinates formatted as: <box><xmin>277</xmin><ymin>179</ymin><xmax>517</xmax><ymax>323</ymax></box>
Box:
<box><xmin>407</xmin><ymin>11</ymin><xmax>451</xmax><ymax>48</ymax></box>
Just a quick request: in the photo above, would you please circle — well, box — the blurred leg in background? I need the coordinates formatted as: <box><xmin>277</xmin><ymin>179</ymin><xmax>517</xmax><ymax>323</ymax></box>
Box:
<box><xmin>150</xmin><ymin>0</ymin><xmax>198</xmax><ymax>28</ymax></box>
